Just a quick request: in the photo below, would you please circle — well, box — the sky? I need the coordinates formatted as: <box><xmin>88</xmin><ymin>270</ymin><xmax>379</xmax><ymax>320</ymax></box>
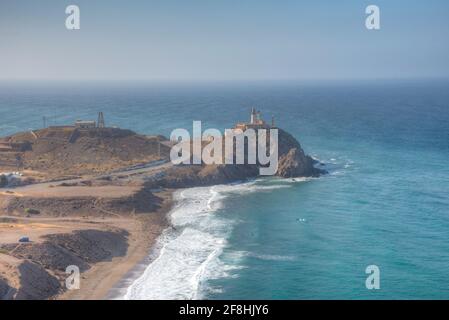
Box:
<box><xmin>1</xmin><ymin>0</ymin><xmax>449</xmax><ymax>81</ymax></box>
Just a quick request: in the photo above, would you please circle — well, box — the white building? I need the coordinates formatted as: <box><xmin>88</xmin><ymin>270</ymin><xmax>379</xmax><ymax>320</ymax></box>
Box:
<box><xmin>74</xmin><ymin>120</ymin><xmax>96</xmax><ymax>129</ymax></box>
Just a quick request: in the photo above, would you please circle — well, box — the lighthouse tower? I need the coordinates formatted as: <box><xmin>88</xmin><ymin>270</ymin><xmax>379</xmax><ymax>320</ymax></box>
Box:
<box><xmin>234</xmin><ymin>108</ymin><xmax>269</xmax><ymax>131</ymax></box>
<box><xmin>250</xmin><ymin>107</ymin><xmax>257</xmax><ymax>124</ymax></box>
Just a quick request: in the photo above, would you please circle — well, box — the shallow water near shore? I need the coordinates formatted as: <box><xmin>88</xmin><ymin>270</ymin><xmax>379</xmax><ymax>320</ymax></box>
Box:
<box><xmin>1</xmin><ymin>80</ymin><xmax>449</xmax><ymax>299</ymax></box>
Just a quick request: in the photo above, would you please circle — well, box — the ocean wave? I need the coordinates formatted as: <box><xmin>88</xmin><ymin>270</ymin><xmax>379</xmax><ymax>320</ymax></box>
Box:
<box><xmin>244</xmin><ymin>252</ymin><xmax>297</xmax><ymax>261</ymax></box>
<box><xmin>316</xmin><ymin>155</ymin><xmax>354</xmax><ymax>175</ymax></box>
<box><xmin>123</xmin><ymin>185</ymin><xmax>238</xmax><ymax>300</ymax></box>
<box><xmin>123</xmin><ymin>178</ymin><xmax>311</xmax><ymax>300</ymax></box>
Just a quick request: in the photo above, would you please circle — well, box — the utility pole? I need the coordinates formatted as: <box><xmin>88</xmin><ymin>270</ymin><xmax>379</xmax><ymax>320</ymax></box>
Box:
<box><xmin>16</xmin><ymin>154</ymin><xmax>22</xmax><ymax>171</ymax></box>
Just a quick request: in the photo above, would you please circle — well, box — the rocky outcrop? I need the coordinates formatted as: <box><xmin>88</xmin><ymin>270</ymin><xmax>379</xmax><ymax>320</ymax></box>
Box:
<box><xmin>148</xmin><ymin>164</ymin><xmax>260</xmax><ymax>189</ymax></box>
<box><xmin>145</xmin><ymin>127</ymin><xmax>324</xmax><ymax>188</ymax></box>
<box><xmin>276</xmin><ymin>129</ymin><xmax>324</xmax><ymax>178</ymax></box>
<box><xmin>277</xmin><ymin>148</ymin><xmax>321</xmax><ymax>177</ymax></box>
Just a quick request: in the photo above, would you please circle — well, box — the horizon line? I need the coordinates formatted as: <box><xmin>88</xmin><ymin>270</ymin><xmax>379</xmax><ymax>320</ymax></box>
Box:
<box><xmin>1</xmin><ymin>76</ymin><xmax>449</xmax><ymax>84</ymax></box>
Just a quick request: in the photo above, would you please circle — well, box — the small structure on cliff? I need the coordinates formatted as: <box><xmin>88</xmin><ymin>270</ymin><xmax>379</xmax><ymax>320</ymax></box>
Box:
<box><xmin>234</xmin><ymin>108</ymin><xmax>275</xmax><ymax>131</ymax></box>
<box><xmin>74</xmin><ymin>120</ymin><xmax>96</xmax><ymax>129</ymax></box>
<box><xmin>74</xmin><ymin>112</ymin><xmax>105</xmax><ymax>129</ymax></box>
<box><xmin>46</xmin><ymin>112</ymin><xmax>106</xmax><ymax>130</ymax></box>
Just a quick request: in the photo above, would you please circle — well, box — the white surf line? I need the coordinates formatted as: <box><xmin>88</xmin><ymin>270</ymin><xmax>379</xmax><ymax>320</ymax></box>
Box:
<box><xmin>123</xmin><ymin>238</ymin><xmax>169</xmax><ymax>300</ymax></box>
<box><xmin>190</xmin><ymin>186</ymin><xmax>225</xmax><ymax>299</ymax></box>
<box><xmin>125</xmin><ymin>181</ymin><xmax>298</xmax><ymax>300</ymax></box>
<box><xmin>207</xmin><ymin>186</ymin><xmax>219</xmax><ymax>211</ymax></box>
<box><xmin>190</xmin><ymin>244</ymin><xmax>223</xmax><ymax>300</ymax></box>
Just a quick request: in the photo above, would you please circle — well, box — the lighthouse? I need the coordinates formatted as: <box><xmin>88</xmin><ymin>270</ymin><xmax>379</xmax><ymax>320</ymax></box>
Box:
<box><xmin>234</xmin><ymin>108</ymin><xmax>270</xmax><ymax>131</ymax></box>
<box><xmin>250</xmin><ymin>107</ymin><xmax>257</xmax><ymax>124</ymax></box>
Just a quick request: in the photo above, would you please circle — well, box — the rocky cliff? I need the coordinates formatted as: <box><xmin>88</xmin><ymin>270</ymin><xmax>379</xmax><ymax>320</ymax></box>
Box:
<box><xmin>146</xmin><ymin>128</ymin><xmax>325</xmax><ymax>189</ymax></box>
<box><xmin>276</xmin><ymin>128</ymin><xmax>322</xmax><ymax>177</ymax></box>
<box><xmin>1</xmin><ymin>124</ymin><xmax>323</xmax><ymax>186</ymax></box>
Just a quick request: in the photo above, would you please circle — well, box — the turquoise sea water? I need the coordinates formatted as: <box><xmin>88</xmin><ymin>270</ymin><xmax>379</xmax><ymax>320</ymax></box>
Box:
<box><xmin>1</xmin><ymin>80</ymin><xmax>449</xmax><ymax>299</ymax></box>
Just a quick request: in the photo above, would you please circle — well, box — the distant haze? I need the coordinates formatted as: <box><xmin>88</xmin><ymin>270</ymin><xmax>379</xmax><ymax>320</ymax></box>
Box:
<box><xmin>1</xmin><ymin>0</ymin><xmax>449</xmax><ymax>81</ymax></box>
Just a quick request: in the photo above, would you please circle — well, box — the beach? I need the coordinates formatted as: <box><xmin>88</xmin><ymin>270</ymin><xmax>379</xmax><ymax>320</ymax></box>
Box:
<box><xmin>59</xmin><ymin>190</ymin><xmax>173</xmax><ymax>300</ymax></box>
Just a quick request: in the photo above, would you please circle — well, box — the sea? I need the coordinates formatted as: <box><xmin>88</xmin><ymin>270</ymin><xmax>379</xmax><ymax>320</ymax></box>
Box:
<box><xmin>1</xmin><ymin>79</ymin><xmax>448</xmax><ymax>299</ymax></box>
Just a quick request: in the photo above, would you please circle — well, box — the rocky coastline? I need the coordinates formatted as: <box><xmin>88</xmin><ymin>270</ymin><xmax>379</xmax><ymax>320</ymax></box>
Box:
<box><xmin>0</xmin><ymin>124</ymin><xmax>324</xmax><ymax>300</ymax></box>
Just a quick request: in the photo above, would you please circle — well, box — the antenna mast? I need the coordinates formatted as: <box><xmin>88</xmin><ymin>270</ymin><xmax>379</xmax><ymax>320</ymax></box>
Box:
<box><xmin>97</xmin><ymin>112</ymin><xmax>105</xmax><ymax>128</ymax></box>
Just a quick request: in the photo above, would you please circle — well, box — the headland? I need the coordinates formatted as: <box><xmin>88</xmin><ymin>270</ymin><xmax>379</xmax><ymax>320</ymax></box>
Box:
<box><xmin>0</xmin><ymin>110</ymin><xmax>324</xmax><ymax>300</ymax></box>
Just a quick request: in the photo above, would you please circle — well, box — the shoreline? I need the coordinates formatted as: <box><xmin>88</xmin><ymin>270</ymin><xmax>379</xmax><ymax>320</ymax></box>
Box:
<box><xmin>2</xmin><ymin>175</ymin><xmax>322</xmax><ymax>300</ymax></box>
<box><xmin>120</xmin><ymin>184</ymin><xmax>246</xmax><ymax>300</ymax></box>
<box><xmin>57</xmin><ymin>190</ymin><xmax>174</xmax><ymax>300</ymax></box>
<box><xmin>106</xmin><ymin>198</ymin><xmax>179</xmax><ymax>300</ymax></box>
<box><xmin>105</xmin><ymin>183</ymin><xmax>248</xmax><ymax>300</ymax></box>
<box><xmin>1</xmin><ymin>122</ymin><xmax>323</xmax><ymax>300</ymax></box>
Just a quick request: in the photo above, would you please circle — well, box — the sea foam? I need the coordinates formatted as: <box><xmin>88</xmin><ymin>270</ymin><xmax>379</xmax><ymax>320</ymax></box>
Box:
<box><xmin>123</xmin><ymin>180</ymin><xmax>296</xmax><ymax>300</ymax></box>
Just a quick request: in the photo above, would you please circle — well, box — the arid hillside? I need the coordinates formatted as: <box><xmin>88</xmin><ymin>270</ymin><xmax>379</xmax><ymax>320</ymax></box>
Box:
<box><xmin>0</xmin><ymin>127</ymin><xmax>171</xmax><ymax>179</ymax></box>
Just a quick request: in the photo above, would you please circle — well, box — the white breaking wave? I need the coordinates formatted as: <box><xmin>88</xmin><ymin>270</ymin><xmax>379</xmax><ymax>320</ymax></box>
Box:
<box><xmin>123</xmin><ymin>186</ymin><xmax>230</xmax><ymax>300</ymax></box>
<box><xmin>122</xmin><ymin>179</ymin><xmax>309</xmax><ymax>300</ymax></box>
<box><xmin>244</xmin><ymin>252</ymin><xmax>297</xmax><ymax>261</ymax></box>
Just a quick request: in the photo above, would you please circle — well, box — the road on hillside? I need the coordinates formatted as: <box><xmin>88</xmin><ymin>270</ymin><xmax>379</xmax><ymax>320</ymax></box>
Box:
<box><xmin>2</xmin><ymin>160</ymin><xmax>174</xmax><ymax>195</ymax></box>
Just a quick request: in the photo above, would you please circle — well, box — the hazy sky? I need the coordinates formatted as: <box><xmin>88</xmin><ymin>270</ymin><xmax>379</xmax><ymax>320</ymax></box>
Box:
<box><xmin>1</xmin><ymin>0</ymin><xmax>449</xmax><ymax>81</ymax></box>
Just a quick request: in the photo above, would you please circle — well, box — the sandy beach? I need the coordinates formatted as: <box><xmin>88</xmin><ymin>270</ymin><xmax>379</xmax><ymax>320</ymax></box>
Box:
<box><xmin>58</xmin><ymin>190</ymin><xmax>173</xmax><ymax>300</ymax></box>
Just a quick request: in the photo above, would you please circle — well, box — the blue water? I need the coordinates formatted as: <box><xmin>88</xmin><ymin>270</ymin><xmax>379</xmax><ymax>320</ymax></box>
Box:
<box><xmin>1</xmin><ymin>80</ymin><xmax>449</xmax><ymax>299</ymax></box>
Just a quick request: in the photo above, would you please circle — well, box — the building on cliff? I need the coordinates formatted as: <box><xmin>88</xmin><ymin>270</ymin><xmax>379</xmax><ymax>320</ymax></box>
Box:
<box><xmin>46</xmin><ymin>112</ymin><xmax>106</xmax><ymax>130</ymax></box>
<box><xmin>74</xmin><ymin>120</ymin><xmax>96</xmax><ymax>129</ymax></box>
<box><xmin>234</xmin><ymin>108</ymin><xmax>275</xmax><ymax>131</ymax></box>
